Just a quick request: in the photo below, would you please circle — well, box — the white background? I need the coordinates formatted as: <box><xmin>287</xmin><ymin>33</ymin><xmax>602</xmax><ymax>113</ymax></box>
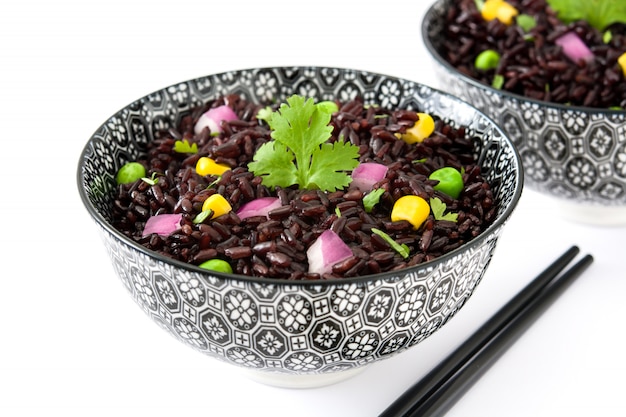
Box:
<box><xmin>1</xmin><ymin>0</ymin><xmax>624</xmax><ymax>416</ymax></box>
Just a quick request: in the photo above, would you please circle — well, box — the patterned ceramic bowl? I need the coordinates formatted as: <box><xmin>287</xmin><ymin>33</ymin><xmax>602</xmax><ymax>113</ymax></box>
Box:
<box><xmin>77</xmin><ymin>66</ymin><xmax>522</xmax><ymax>388</ymax></box>
<box><xmin>422</xmin><ymin>0</ymin><xmax>626</xmax><ymax>225</ymax></box>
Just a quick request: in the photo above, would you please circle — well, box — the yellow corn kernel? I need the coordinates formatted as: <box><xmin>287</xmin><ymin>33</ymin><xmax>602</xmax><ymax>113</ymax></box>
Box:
<box><xmin>481</xmin><ymin>0</ymin><xmax>518</xmax><ymax>25</ymax></box>
<box><xmin>201</xmin><ymin>194</ymin><xmax>232</xmax><ymax>218</ymax></box>
<box><xmin>618</xmin><ymin>52</ymin><xmax>626</xmax><ymax>77</ymax></box>
<box><xmin>391</xmin><ymin>195</ymin><xmax>430</xmax><ymax>229</ymax></box>
<box><xmin>399</xmin><ymin>113</ymin><xmax>435</xmax><ymax>144</ymax></box>
<box><xmin>196</xmin><ymin>157</ymin><xmax>231</xmax><ymax>176</ymax></box>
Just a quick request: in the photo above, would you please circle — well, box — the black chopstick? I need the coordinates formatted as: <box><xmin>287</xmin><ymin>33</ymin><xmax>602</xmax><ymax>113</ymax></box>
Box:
<box><xmin>379</xmin><ymin>246</ymin><xmax>593</xmax><ymax>417</ymax></box>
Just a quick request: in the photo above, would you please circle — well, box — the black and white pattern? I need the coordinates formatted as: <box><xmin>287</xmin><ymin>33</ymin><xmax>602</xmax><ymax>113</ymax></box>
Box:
<box><xmin>424</xmin><ymin>0</ymin><xmax>626</xmax><ymax>206</ymax></box>
<box><xmin>78</xmin><ymin>67</ymin><xmax>522</xmax><ymax>377</ymax></box>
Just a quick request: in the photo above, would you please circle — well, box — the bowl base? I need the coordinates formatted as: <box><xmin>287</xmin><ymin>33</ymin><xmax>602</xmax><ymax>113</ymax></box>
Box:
<box><xmin>239</xmin><ymin>366</ymin><xmax>368</xmax><ymax>389</ymax></box>
<box><xmin>556</xmin><ymin>200</ymin><xmax>626</xmax><ymax>226</ymax></box>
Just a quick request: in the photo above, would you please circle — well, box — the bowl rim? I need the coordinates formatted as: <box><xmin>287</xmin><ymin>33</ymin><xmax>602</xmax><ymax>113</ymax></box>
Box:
<box><xmin>76</xmin><ymin>65</ymin><xmax>524</xmax><ymax>286</ymax></box>
<box><xmin>421</xmin><ymin>0</ymin><xmax>626</xmax><ymax>116</ymax></box>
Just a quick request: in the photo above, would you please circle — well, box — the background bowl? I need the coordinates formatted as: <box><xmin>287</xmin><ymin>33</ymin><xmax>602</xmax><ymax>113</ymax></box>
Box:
<box><xmin>422</xmin><ymin>0</ymin><xmax>626</xmax><ymax>225</ymax></box>
<box><xmin>77</xmin><ymin>66</ymin><xmax>522</xmax><ymax>388</ymax></box>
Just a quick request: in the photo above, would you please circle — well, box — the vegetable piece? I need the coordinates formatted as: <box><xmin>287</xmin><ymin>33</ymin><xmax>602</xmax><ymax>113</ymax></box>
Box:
<box><xmin>475</xmin><ymin>49</ymin><xmax>501</xmax><ymax>70</ymax></box>
<box><xmin>555</xmin><ymin>32</ymin><xmax>594</xmax><ymax>63</ymax></box>
<box><xmin>492</xmin><ymin>74</ymin><xmax>505</xmax><ymax>89</ymax></box>
<box><xmin>430</xmin><ymin>197</ymin><xmax>459</xmax><ymax>222</ymax></box>
<box><xmin>351</xmin><ymin>162</ymin><xmax>389</xmax><ymax>192</ymax></box>
<box><xmin>193</xmin><ymin>209</ymin><xmax>213</xmax><ymax>224</ymax></box>
<box><xmin>201</xmin><ymin>194</ymin><xmax>232</xmax><ymax>219</ymax></box>
<box><xmin>316</xmin><ymin>100</ymin><xmax>339</xmax><ymax>115</ymax></box>
<box><xmin>371</xmin><ymin>228</ymin><xmax>410</xmax><ymax>259</ymax></box>
<box><xmin>391</xmin><ymin>195</ymin><xmax>430</xmax><ymax>229</ymax></box>
<box><xmin>306</xmin><ymin>230</ymin><xmax>353</xmax><ymax>276</ymax></box>
<box><xmin>141</xmin><ymin>172</ymin><xmax>160</xmax><ymax>186</ymax></box>
<box><xmin>248</xmin><ymin>95</ymin><xmax>360</xmax><ymax>192</ymax></box>
<box><xmin>194</xmin><ymin>105</ymin><xmax>239</xmax><ymax>136</ymax></box>
<box><xmin>618</xmin><ymin>52</ymin><xmax>626</xmax><ymax>77</ymax></box>
<box><xmin>546</xmin><ymin>0</ymin><xmax>626</xmax><ymax>32</ymax></box>
<box><xmin>481</xmin><ymin>0</ymin><xmax>519</xmax><ymax>25</ymax></box>
<box><xmin>196</xmin><ymin>157</ymin><xmax>231</xmax><ymax>176</ymax></box>
<box><xmin>142</xmin><ymin>213</ymin><xmax>183</xmax><ymax>237</ymax></box>
<box><xmin>236</xmin><ymin>197</ymin><xmax>282</xmax><ymax>220</ymax></box>
<box><xmin>173</xmin><ymin>139</ymin><xmax>198</xmax><ymax>154</ymax></box>
<box><xmin>429</xmin><ymin>167</ymin><xmax>464</xmax><ymax>199</ymax></box>
<box><xmin>116</xmin><ymin>162</ymin><xmax>146</xmax><ymax>185</ymax></box>
<box><xmin>363</xmin><ymin>188</ymin><xmax>385</xmax><ymax>213</ymax></box>
<box><xmin>199</xmin><ymin>259</ymin><xmax>233</xmax><ymax>273</ymax></box>
<box><xmin>399</xmin><ymin>113</ymin><xmax>435</xmax><ymax>144</ymax></box>
<box><xmin>516</xmin><ymin>14</ymin><xmax>537</xmax><ymax>32</ymax></box>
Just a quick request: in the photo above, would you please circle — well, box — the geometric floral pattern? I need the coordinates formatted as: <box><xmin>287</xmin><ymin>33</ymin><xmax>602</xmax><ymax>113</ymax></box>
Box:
<box><xmin>424</xmin><ymin>0</ymin><xmax>626</xmax><ymax>206</ymax></box>
<box><xmin>78</xmin><ymin>66</ymin><xmax>522</xmax><ymax>376</ymax></box>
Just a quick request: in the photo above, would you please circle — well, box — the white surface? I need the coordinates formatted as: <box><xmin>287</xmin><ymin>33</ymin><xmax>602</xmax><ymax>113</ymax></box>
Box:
<box><xmin>1</xmin><ymin>1</ymin><xmax>624</xmax><ymax>416</ymax></box>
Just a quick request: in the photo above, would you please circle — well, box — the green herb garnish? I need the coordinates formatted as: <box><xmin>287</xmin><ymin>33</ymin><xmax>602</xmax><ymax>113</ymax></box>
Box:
<box><xmin>492</xmin><ymin>74</ymin><xmax>505</xmax><ymax>89</ymax></box>
<box><xmin>248</xmin><ymin>95</ymin><xmax>360</xmax><ymax>192</ymax></box>
<box><xmin>371</xmin><ymin>228</ymin><xmax>410</xmax><ymax>259</ymax></box>
<box><xmin>256</xmin><ymin>106</ymin><xmax>274</xmax><ymax>122</ymax></box>
<box><xmin>363</xmin><ymin>188</ymin><xmax>385</xmax><ymax>213</ymax></box>
<box><xmin>193</xmin><ymin>209</ymin><xmax>213</xmax><ymax>224</ymax></box>
<box><xmin>546</xmin><ymin>0</ymin><xmax>626</xmax><ymax>31</ymax></box>
<box><xmin>173</xmin><ymin>139</ymin><xmax>198</xmax><ymax>154</ymax></box>
<box><xmin>430</xmin><ymin>197</ymin><xmax>459</xmax><ymax>222</ymax></box>
<box><xmin>517</xmin><ymin>14</ymin><xmax>537</xmax><ymax>32</ymax></box>
<box><xmin>141</xmin><ymin>172</ymin><xmax>160</xmax><ymax>186</ymax></box>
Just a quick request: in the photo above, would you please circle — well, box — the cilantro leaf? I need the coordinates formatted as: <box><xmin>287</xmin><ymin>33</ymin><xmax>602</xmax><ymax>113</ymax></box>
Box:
<box><xmin>430</xmin><ymin>197</ymin><xmax>459</xmax><ymax>222</ymax></box>
<box><xmin>363</xmin><ymin>188</ymin><xmax>385</xmax><ymax>213</ymax></box>
<box><xmin>546</xmin><ymin>0</ymin><xmax>626</xmax><ymax>31</ymax></box>
<box><xmin>173</xmin><ymin>139</ymin><xmax>198</xmax><ymax>154</ymax></box>
<box><xmin>247</xmin><ymin>141</ymin><xmax>298</xmax><ymax>189</ymax></box>
<box><xmin>248</xmin><ymin>95</ymin><xmax>360</xmax><ymax>191</ymax></box>
<box><xmin>371</xmin><ymin>228</ymin><xmax>410</xmax><ymax>259</ymax></box>
<box><xmin>141</xmin><ymin>172</ymin><xmax>160</xmax><ymax>186</ymax></box>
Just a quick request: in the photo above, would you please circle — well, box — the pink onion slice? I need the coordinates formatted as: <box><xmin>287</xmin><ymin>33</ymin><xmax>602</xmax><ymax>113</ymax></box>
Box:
<box><xmin>555</xmin><ymin>32</ymin><xmax>594</xmax><ymax>63</ymax></box>
<box><xmin>351</xmin><ymin>162</ymin><xmax>388</xmax><ymax>192</ymax></box>
<box><xmin>236</xmin><ymin>197</ymin><xmax>282</xmax><ymax>220</ymax></box>
<box><xmin>142</xmin><ymin>213</ymin><xmax>183</xmax><ymax>237</ymax></box>
<box><xmin>194</xmin><ymin>105</ymin><xmax>239</xmax><ymax>135</ymax></box>
<box><xmin>306</xmin><ymin>230</ymin><xmax>353</xmax><ymax>276</ymax></box>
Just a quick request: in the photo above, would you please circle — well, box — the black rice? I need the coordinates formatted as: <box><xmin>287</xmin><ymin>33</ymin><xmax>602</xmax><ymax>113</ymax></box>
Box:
<box><xmin>112</xmin><ymin>94</ymin><xmax>496</xmax><ymax>280</ymax></box>
<box><xmin>435</xmin><ymin>0</ymin><xmax>626</xmax><ymax>108</ymax></box>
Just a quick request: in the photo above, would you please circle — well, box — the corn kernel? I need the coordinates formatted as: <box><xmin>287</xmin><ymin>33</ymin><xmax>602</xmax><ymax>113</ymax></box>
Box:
<box><xmin>399</xmin><ymin>113</ymin><xmax>435</xmax><ymax>144</ymax></box>
<box><xmin>196</xmin><ymin>157</ymin><xmax>231</xmax><ymax>176</ymax></box>
<box><xmin>201</xmin><ymin>194</ymin><xmax>232</xmax><ymax>219</ymax></box>
<box><xmin>618</xmin><ymin>52</ymin><xmax>626</xmax><ymax>77</ymax></box>
<box><xmin>391</xmin><ymin>195</ymin><xmax>430</xmax><ymax>229</ymax></box>
<box><xmin>481</xmin><ymin>0</ymin><xmax>518</xmax><ymax>25</ymax></box>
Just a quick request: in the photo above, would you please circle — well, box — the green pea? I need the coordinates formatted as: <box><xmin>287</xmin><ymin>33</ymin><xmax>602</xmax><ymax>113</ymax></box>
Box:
<box><xmin>475</xmin><ymin>49</ymin><xmax>501</xmax><ymax>71</ymax></box>
<box><xmin>429</xmin><ymin>167</ymin><xmax>464</xmax><ymax>199</ymax></box>
<box><xmin>116</xmin><ymin>162</ymin><xmax>146</xmax><ymax>185</ymax></box>
<box><xmin>199</xmin><ymin>259</ymin><xmax>233</xmax><ymax>274</ymax></box>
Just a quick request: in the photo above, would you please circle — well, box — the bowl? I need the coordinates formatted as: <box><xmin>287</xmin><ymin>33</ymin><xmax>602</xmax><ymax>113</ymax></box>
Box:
<box><xmin>77</xmin><ymin>66</ymin><xmax>522</xmax><ymax>388</ymax></box>
<box><xmin>422</xmin><ymin>0</ymin><xmax>626</xmax><ymax>225</ymax></box>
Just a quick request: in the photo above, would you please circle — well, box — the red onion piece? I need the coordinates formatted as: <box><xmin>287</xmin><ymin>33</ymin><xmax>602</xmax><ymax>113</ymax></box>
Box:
<box><xmin>142</xmin><ymin>213</ymin><xmax>183</xmax><ymax>237</ymax></box>
<box><xmin>351</xmin><ymin>162</ymin><xmax>388</xmax><ymax>191</ymax></box>
<box><xmin>236</xmin><ymin>197</ymin><xmax>282</xmax><ymax>220</ymax></box>
<box><xmin>307</xmin><ymin>230</ymin><xmax>353</xmax><ymax>276</ymax></box>
<box><xmin>194</xmin><ymin>105</ymin><xmax>239</xmax><ymax>135</ymax></box>
<box><xmin>555</xmin><ymin>32</ymin><xmax>593</xmax><ymax>63</ymax></box>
